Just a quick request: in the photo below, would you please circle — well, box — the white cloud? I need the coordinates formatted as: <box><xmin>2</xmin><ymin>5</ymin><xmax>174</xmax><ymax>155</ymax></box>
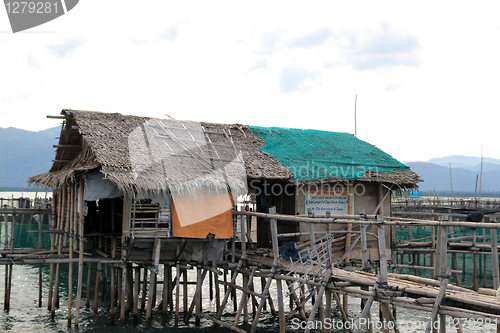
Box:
<box><xmin>279</xmin><ymin>65</ymin><xmax>318</xmax><ymax>94</ymax></box>
<box><xmin>48</xmin><ymin>39</ymin><xmax>82</xmax><ymax>58</ymax></box>
<box><xmin>249</xmin><ymin>59</ymin><xmax>267</xmax><ymax>72</ymax></box>
<box><xmin>341</xmin><ymin>23</ymin><xmax>422</xmax><ymax>71</ymax></box>
<box><xmin>288</xmin><ymin>28</ymin><xmax>333</xmax><ymax>49</ymax></box>
<box><xmin>159</xmin><ymin>25</ymin><xmax>179</xmax><ymax>42</ymax></box>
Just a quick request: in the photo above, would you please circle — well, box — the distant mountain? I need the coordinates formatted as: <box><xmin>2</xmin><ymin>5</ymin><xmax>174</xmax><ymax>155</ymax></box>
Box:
<box><xmin>427</xmin><ymin>155</ymin><xmax>500</xmax><ymax>172</ymax></box>
<box><xmin>0</xmin><ymin>126</ymin><xmax>60</xmax><ymax>187</ymax></box>
<box><xmin>406</xmin><ymin>160</ymin><xmax>500</xmax><ymax>193</ymax></box>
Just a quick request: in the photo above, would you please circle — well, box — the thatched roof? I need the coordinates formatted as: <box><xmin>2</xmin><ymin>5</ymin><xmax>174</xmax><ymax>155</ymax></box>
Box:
<box><xmin>29</xmin><ymin>110</ymin><xmax>421</xmax><ymax>191</ymax></box>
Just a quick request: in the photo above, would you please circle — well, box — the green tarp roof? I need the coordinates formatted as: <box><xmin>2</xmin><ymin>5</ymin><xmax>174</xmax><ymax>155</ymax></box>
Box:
<box><xmin>247</xmin><ymin>126</ymin><xmax>408</xmax><ymax>182</ymax></box>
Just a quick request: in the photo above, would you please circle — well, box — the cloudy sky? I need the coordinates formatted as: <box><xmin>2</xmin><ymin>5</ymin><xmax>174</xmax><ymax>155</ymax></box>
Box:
<box><xmin>1</xmin><ymin>1</ymin><xmax>499</xmax><ymax>162</ymax></box>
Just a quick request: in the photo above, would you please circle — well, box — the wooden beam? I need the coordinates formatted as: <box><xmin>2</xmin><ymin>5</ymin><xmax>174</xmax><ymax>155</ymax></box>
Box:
<box><xmin>53</xmin><ymin>144</ymin><xmax>81</xmax><ymax>148</ymax></box>
<box><xmin>47</xmin><ymin>115</ymin><xmax>66</xmax><ymax>119</ymax></box>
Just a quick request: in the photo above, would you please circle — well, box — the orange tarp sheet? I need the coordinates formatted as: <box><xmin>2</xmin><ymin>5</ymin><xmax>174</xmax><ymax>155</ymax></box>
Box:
<box><xmin>171</xmin><ymin>191</ymin><xmax>234</xmax><ymax>239</ymax></box>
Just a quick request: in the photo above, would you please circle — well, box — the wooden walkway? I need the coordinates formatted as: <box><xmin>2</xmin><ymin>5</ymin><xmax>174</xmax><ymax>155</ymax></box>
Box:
<box><xmin>246</xmin><ymin>251</ymin><xmax>500</xmax><ymax>322</ymax></box>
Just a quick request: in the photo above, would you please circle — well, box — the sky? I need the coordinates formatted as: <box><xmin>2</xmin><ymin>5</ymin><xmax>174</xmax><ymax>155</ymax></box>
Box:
<box><xmin>1</xmin><ymin>1</ymin><xmax>499</xmax><ymax>163</ymax></box>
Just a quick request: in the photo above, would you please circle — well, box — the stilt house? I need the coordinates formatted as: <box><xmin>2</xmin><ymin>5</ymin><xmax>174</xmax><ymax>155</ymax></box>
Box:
<box><xmin>30</xmin><ymin>110</ymin><xmax>420</xmax><ymax>262</ymax></box>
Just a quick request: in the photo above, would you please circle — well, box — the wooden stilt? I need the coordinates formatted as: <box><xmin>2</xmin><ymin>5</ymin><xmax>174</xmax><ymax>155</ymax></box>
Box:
<box><xmin>175</xmin><ymin>243</ymin><xmax>181</xmax><ymax>327</ymax></box>
<box><xmin>68</xmin><ymin>186</ymin><xmax>75</xmax><ymax>327</ymax></box>
<box><xmin>183</xmin><ymin>267</ymin><xmax>188</xmax><ymax>320</ymax></box>
<box><xmin>120</xmin><ymin>265</ymin><xmax>126</xmax><ymax>326</ymax></box>
<box><xmin>209</xmin><ymin>269</ymin><xmax>213</xmax><ymax>301</ymax></box>
<box><xmin>213</xmin><ymin>238</ymin><xmax>221</xmax><ymax>313</ymax></box>
<box><xmin>146</xmin><ymin>238</ymin><xmax>161</xmax><ymax>327</ymax></box>
<box><xmin>325</xmin><ymin>288</ymin><xmax>332</xmax><ymax>333</ymax></box>
<box><xmin>425</xmin><ymin>267</ymin><xmax>452</xmax><ymax>333</ymax></box>
<box><xmin>272</xmin><ymin>208</ymin><xmax>286</xmax><ymax>333</ymax></box>
<box><xmin>234</xmin><ymin>266</ymin><xmax>256</xmax><ymax>325</ymax></box>
<box><xmin>232</xmin><ymin>270</ymin><xmax>238</xmax><ymax>312</ymax></box>
<box><xmin>47</xmin><ymin>192</ymin><xmax>58</xmax><ymax>311</ymax></box>
<box><xmin>473</xmin><ymin>228</ymin><xmax>478</xmax><ymax>291</ymax></box>
<box><xmin>4</xmin><ymin>265</ymin><xmax>11</xmax><ymax>312</ymax></box>
<box><xmin>75</xmin><ymin>180</ymin><xmax>85</xmax><ymax>328</ymax></box>
<box><xmin>133</xmin><ymin>266</ymin><xmax>140</xmax><ymax>325</ymax></box>
<box><xmin>184</xmin><ymin>265</ymin><xmax>207</xmax><ymax>326</ymax></box>
<box><xmin>86</xmin><ymin>262</ymin><xmax>93</xmax><ymax>308</ymax></box>
<box><xmin>55</xmin><ymin>188</ymin><xmax>67</xmax><ymax>312</ymax></box>
<box><xmin>195</xmin><ymin>266</ymin><xmax>202</xmax><ymax>326</ymax></box>
<box><xmin>353</xmin><ymin>277</ymin><xmax>381</xmax><ymax>333</ymax></box>
<box><xmin>285</xmin><ymin>280</ymin><xmax>307</xmax><ymax>321</ymax></box>
<box><xmin>110</xmin><ymin>266</ymin><xmax>115</xmax><ymax>324</ymax></box>
<box><xmin>260</xmin><ymin>277</ymin><xmax>267</xmax><ymax>311</ymax></box>
<box><xmin>304</xmin><ymin>269</ymin><xmax>331</xmax><ymax>333</ymax></box>
<box><xmin>141</xmin><ymin>265</ymin><xmax>147</xmax><ymax>310</ymax></box>
<box><xmin>167</xmin><ymin>264</ymin><xmax>173</xmax><ymax>313</ymax></box>
<box><xmin>377</xmin><ymin>218</ymin><xmax>391</xmax><ymax>333</ymax></box>
<box><xmin>162</xmin><ymin>265</ymin><xmax>168</xmax><ymax>324</ymax></box>
<box><xmin>333</xmin><ymin>291</ymin><xmax>353</xmax><ymax>333</ymax></box>
<box><xmin>94</xmin><ymin>261</ymin><xmax>102</xmax><ymax>313</ymax></box>
<box><xmin>249</xmin><ymin>207</ymin><xmax>279</xmax><ymax>333</ymax></box>
<box><xmin>490</xmin><ymin>219</ymin><xmax>500</xmax><ymax>333</ymax></box>
<box><xmin>126</xmin><ymin>264</ymin><xmax>133</xmax><ymax>310</ymax></box>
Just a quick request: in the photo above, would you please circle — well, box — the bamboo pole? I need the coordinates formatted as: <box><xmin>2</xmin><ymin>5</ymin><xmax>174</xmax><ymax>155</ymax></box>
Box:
<box><xmin>167</xmin><ymin>264</ymin><xmax>173</xmax><ymax>313</ymax></box>
<box><xmin>110</xmin><ymin>266</ymin><xmax>115</xmax><ymax>324</ymax></box>
<box><xmin>141</xmin><ymin>264</ymin><xmax>147</xmax><ymax>310</ymax></box>
<box><xmin>184</xmin><ymin>265</ymin><xmax>208</xmax><ymax>326</ymax></box>
<box><xmin>75</xmin><ymin>179</ymin><xmax>85</xmax><ymax>328</ymax></box>
<box><xmin>491</xmin><ymin>219</ymin><xmax>499</xmax><ymax>289</ymax></box>
<box><xmin>425</xmin><ymin>267</ymin><xmax>452</xmax><ymax>333</ymax></box>
<box><xmin>473</xmin><ymin>228</ymin><xmax>478</xmax><ymax>291</ymax></box>
<box><xmin>234</xmin><ymin>266</ymin><xmax>257</xmax><ymax>325</ymax></box>
<box><xmin>146</xmin><ymin>238</ymin><xmax>161</xmax><ymax>327</ymax></box>
<box><xmin>160</xmin><ymin>265</ymin><xmax>167</xmax><ymax>324</ymax></box>
<box><xmin>120</xmin><ymin>264</ymin><xmax>126</xmax><ymax>326</ymax></box>
<box><xmin>344</xmin><ymin>184</ymin><xmax>354</xmax><ymax>315</ymax></box>
<box><xmin>52</xmin><ymin>188</ymin><xmax>65</xmax><ymax>317</ymax></box>
<box><xmin>234</xmin><ymin>211</ymin><xmax>500</xmax><ymax>230</ymax></box>
<box><xmin>304</xmin><ymin>269</ymin><xmax>332</xmax><ymax>333</ymax></box>
<box><xmin>249</xmin><ymin>207</ymin><xmax>280</xmax><ymax>333</ymax></box>
<box><xmin>93</xmin><ymin>261</ymin><xmax>102</xmax><ymax>313</ymax></box>
<box><xmin>126</xmin><ymin>264</ymin><xmax>133</xmax><ymax>310</ymax></box>
<box><xmin>134</xmin><ymin>266</ymin><xmax>140</xmax><ymax>325</ymax></box>
<box><xmin>353</xmin><ymin>277</ymin><xmax>381</xmax><ymax>333</ymax></box>
<box><xmin>333</xmin><ymin>290</ymin><xmax>353</xmax><ymax>333</ymax></box>
<box><xmin>490</xmin><ymin>219</ymin><xmax>500</xmax><ymax>333</ymax></box>
<box><xmin>377</xmin><ymin>217</ymin><xmax>391</xmax><ymax>333</ymax></box>
<box><xmin>212</xmin><ymin>238</ymin><xmax>220</xmax><ymax>314</ymax></box>
<box><xmin>86</xmin><ymin>263</ymin><xmax>93</xmax><ymax>308</ymax></box>
<box><xmin>174</xmin><ymin>242</ymin><xmax>181</xmax><ymax>327</ymax></box>
<box><xmin>67</xmin><ymin>186</ymin><xmax>75</xmax><ymax>327</ymax></box>
<box><xmin>3</xmin><ymin>204</ymin><xmax>9</xmax><ymax>312</ymax></box>
<box><xmin>272</xmin><ymin>207</ymin><xmax>286</xmax><ymax>333</ymax></box>
<box><xmin>183</xmin><ymin>267</ymin><xmax>188</xmax><ymax>321</ymax></box>
<box><xmin>285</xmin><ymin>280</ymin><xmax>307</xmax><ymax>321</ymax></box>
<box><xmin>47</xmin><ymin>192</ymin><xmax>57</xmax><ymax>311</ymax></box>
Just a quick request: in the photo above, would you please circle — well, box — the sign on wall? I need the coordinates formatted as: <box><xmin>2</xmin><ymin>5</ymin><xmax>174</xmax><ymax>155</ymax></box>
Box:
<box><xmin>305</xmin><ymin>187</ymin><xmax>348</xmax><ymax>214</ymax></box>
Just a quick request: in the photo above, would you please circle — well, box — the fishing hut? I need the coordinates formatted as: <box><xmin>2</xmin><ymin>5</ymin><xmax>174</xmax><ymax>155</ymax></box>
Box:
<box><xmin>9</xmin><ymin>108</ymin><xmax>500</xmax><ymax>333</ymax></box>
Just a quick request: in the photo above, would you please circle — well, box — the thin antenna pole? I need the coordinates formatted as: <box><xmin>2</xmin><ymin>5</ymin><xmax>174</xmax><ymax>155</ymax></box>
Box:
<box><xmin>354</xmin><ymin>94</ymin><xmax>357</xmax><ymax>137</ymax></box>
